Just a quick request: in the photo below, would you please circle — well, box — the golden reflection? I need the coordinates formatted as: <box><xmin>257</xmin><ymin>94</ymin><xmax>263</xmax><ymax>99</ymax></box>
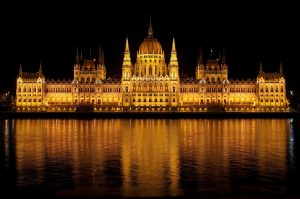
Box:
<box><xmin>13</xmin><ymin>119</ymin><xmax>290</xmax><ymax>196</ymax></box>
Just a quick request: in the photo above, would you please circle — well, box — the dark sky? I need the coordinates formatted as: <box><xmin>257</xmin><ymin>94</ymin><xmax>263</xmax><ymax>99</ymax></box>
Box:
<box><xmin>1</xmin><ymin>1</ymin><xmax>299</xmax><ymax>91</ymax></box>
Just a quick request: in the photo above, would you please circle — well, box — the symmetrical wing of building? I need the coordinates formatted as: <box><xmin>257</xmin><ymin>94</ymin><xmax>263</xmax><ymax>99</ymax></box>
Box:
<box><xmin>15</xmin><ymin>21</ymin><xmax>289</xmax><ymax>112</ymax></box>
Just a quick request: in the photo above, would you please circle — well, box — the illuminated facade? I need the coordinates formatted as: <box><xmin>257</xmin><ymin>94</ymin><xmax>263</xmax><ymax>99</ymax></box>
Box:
<box><xmin>15</xmin><ymin>20</ymin><xmax>289</xmax><ymax>112</ymax></box>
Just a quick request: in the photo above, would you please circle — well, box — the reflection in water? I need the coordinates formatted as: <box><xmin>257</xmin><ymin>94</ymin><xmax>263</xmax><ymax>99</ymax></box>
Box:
<box><xmin>0</xmin><ymin>119</ymin><xmax>297</xmax><ymax>197</ymax></box>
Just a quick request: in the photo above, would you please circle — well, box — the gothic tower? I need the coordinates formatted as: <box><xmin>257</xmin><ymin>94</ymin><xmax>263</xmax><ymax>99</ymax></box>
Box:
<box><xmin>196</xmin><ymin>48</ymin><xmax>204</xmax><ymax>80</ymax></box>
<box><xmin>97</xmin><ymin>47</ymin><xmax>106</xmax><ymax>81</ymax></box>
<box><xmin>169</xmin><ymin>37</ymin><xmax>179</xmax><ymax>80</ymax></box>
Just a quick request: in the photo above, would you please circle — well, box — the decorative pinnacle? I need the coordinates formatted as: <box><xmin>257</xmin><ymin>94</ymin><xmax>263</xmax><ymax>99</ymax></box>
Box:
<box><xmin>98</xmin><ymin>46</ymin><xmax>102</xmax><ymax>65</ymax></box>
<box><xmin>19</xmin><ymin>63</ymin><xmax>22</xmax><ymax>76</ymax></box>
<box><xmin>39</xmin><ymin>62</ymin><xmax>42</xmax><ymax>75</ymax></box>
<box><xmin>280</xmin><ymin>62</ymin><xmax>283</xmax><ymax>74</ymax></box>
<box><xmin>198</xmin><ymin>47</ymin><xmax>203</xmax><ymax>65</ymax></box>
<box><xmin>76</xmin><ymin>46</ymin><xmax>80</xmax><ymax>64</ymax></box>
<box><xmin>125</xmin><ymin>36</ymin><xmax>129</xmax><ymax>52</ymax></box>
<box><xmin>172</xmin><ymin>37</ymin><xmax>176</xmax><ymax>52</ymax></box>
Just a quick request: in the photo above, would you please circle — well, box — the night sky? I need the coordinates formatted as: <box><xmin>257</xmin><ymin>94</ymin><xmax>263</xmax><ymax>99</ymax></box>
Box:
<box><xmin>1</xmin><ymin>1</ymin><xmax>299</xmax><ymax>91</ymax></box>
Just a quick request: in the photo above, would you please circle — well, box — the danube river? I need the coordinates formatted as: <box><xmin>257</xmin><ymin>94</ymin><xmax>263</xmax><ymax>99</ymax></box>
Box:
<box><xmin>0</xmin><ymin>119</ymin><xmax>299</xmax><ymax>198</ymax></box>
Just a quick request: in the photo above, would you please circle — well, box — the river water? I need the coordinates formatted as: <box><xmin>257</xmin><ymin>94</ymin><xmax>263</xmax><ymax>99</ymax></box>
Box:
<box><xmin>0</xmin><ymin>119</ymin><xmax>299</xmax><ymax>198</ymax></box>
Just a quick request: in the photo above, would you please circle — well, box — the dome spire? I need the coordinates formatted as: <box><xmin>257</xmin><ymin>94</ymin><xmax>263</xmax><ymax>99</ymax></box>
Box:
<box><xmin>148</xmin><ymin>15</ymin><xmax>153</xmax><ymax>38</ymax></box>
<box><xmin>259</xmin><ymin>62</ymin><xmax>263</xmax><ymax>73</ymax></box>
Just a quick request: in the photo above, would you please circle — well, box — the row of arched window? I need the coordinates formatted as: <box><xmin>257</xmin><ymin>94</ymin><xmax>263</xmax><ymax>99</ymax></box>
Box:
<box><xmin>230</xmin><ymin>88</ymin><xmax>256</xmax><ymax>93</ymax></box>
<box><xmin>18</xmin><ymin>87</ymin><xmax>42</xmax><ymax>92</ymax></box>
<box><xmin>45</xmin><ymin>88</ymin><xmax>72</xmax><ymax>93</ymax></box>
<box><xmin>260</xmin><ymin>87</ymin><xmax>284</xmax><ymax>93</ymax></box>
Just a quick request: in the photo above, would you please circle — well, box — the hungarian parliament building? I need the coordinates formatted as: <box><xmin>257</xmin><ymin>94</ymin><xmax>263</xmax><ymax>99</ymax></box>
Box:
<box><xmin>15</xmin><ymin>21</ymin><xmax>289</xmax><ymax>112</ymax></box>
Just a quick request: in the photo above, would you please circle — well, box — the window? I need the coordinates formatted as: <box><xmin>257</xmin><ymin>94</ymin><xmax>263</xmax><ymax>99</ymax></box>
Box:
<box><xmin>173</xmin><ymin>99</ymin><xmax>175</xmax><ymax>102</ymax></box>
<box><xmin>125</xmin><ymin>86</ymin><xmax>129</xmax><ymax>93</ymax></box>
<box><xmin>133</xmin><ymin>99</ymin><xmax>135</xmax><ymax>102</ymax></box>
<box><xmin>172</xmin><ymin>86</ymin><xmax>176</xmax><ymax>92</ymax></box>
<box><xmin>165</xmin><ymin>99</ymin><xmax>168</xmax><ymax>102</ymax></box>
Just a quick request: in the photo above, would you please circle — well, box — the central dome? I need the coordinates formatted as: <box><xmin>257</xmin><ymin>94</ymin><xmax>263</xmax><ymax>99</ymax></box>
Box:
<box><xmin>139</xmin><ymin>38</ymin><xmax>163</xmax><ymax>54</ymax></box>
<box><xmin>138</xmin><ymin>18</ymin><xmax>163</xmax><ymax>55</ymax></box>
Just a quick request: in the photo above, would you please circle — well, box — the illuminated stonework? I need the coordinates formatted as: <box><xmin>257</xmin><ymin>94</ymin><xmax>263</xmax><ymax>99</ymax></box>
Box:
<box><xmin>15</xmin><ymin>20</ymin><xmax>289</xmax><ymax>112</ymax></box>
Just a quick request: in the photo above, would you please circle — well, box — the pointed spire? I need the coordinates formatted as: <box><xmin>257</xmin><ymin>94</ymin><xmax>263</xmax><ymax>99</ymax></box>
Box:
<box><xmin>259</xmin><ymin>62</ymin><xmax>263</xmax><ymax>73</ymax></box>
<box><xmin>80</xmin><ymin>50</ymin><xmax>83</xmax><ymax>61</ymax></box>
<box><xmin>198</xmin><ymin>47</ymin><xmax>203</xmax><ymax>65</ymax></box>
<box><xmin>125</xmin><ymin>36</ymin><xmax>130</xmax><ymax>52</ymax></box>
<box><xmin>280</xmin><ymin>62</ymin><xmax>283</xmax><ymax>74</ymax></box>
<box><xmin>39</xmin><ymin>62</ymin><xmax>42</xmax><ymax>75</ymax></box>
<box><xmin>76</xmin><ymin>46</ymin><xmax>80</xmax><ymax>64</ymax></box>
<box><xmin>101</xmin><ymin>50</ymin><xmax>105</xmax><ymax>66</ymax></box>
<box><xmin>98</xmin><ymin>46</ymin><xmax>102</xmax><ymax>65</ymax></box>
<box><xmin>148</xmin><ymin>15</ymin><xmax>153</xmax><ymax>38</ymax></box>
<box><xmin>172</xmin><ymin>37</ymin><xmax>176</xmax><ymax>52</ymax></box>
<box><xmin>170</xmin><ymin>37</ymin><xmax>178</xmax><ymax>67</ymax></box>
<box><xmin>222</xmin><ymin>46</ymin><xmax>226</xmax><ymax>64</ymax></box>
<box><xmin>122</xmin><ymin>37</ymin><xmax>131</xmax><ymax>68</ymax></box>
<box><xmin>210</xmin><ymin>48</ymin><xmax>214</xmax><ymax>58</ymax></box>
<box><xmin>89</xmin><ymin>48</ymin><xmax>92</xmax><ymax>58</ymax></box>
<box><xmin>19</xmin><ymin>63</ymin><xmax>22</xmax><ymax>76</ymax></box>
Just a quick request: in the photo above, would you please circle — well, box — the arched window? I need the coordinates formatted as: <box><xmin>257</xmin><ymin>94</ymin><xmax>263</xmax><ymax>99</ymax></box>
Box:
<box><xmin>92</xmin><ymin>77</ymin><xmax>96</xmax><ymax>83</ymax></box>
<box><xmin>217</xmin><ymin>77</ymin><xmax>221</xmax><ymax>83</ymax></box>
<box><xmin>86</xmin><ymin>77</ymin><xmax>90</xmax><ymax>83</ymax></box>
<box><xmin>38</xmin><ymin>87</ymin><xmax>41</xmax><ymax>92</ymax></box>
<box><xmin>33</xmin><ymin>87</ymin><xmax>36</xmax><ymax>92</ymax></box>
<box><xmin>81</xmin><ymin>77</ymin><xmax>84</xmax><ymax>83</ymax></box>
<box><xmin>211</xmin><ymin>77</ymin><xmax>215</xmax><ymax>83</ymax></box>
<box><xmin>18</xmin><ymin>87</ymin><xmax>21</xmax><ymax>92</ymax></box>
<box><xmin>265</xmin><ymin>87</ymin><xmax>268</xmax><ymax>92</ymax></box>
<box><xmin>172</xmin><ymin>86</ymin><xmax>176</xmax><ymax>92</ymax></box>
<box><xmin>125</xmin><ymin>86</ymin><xmax>129</xmax><ymax>93</ymax></box>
